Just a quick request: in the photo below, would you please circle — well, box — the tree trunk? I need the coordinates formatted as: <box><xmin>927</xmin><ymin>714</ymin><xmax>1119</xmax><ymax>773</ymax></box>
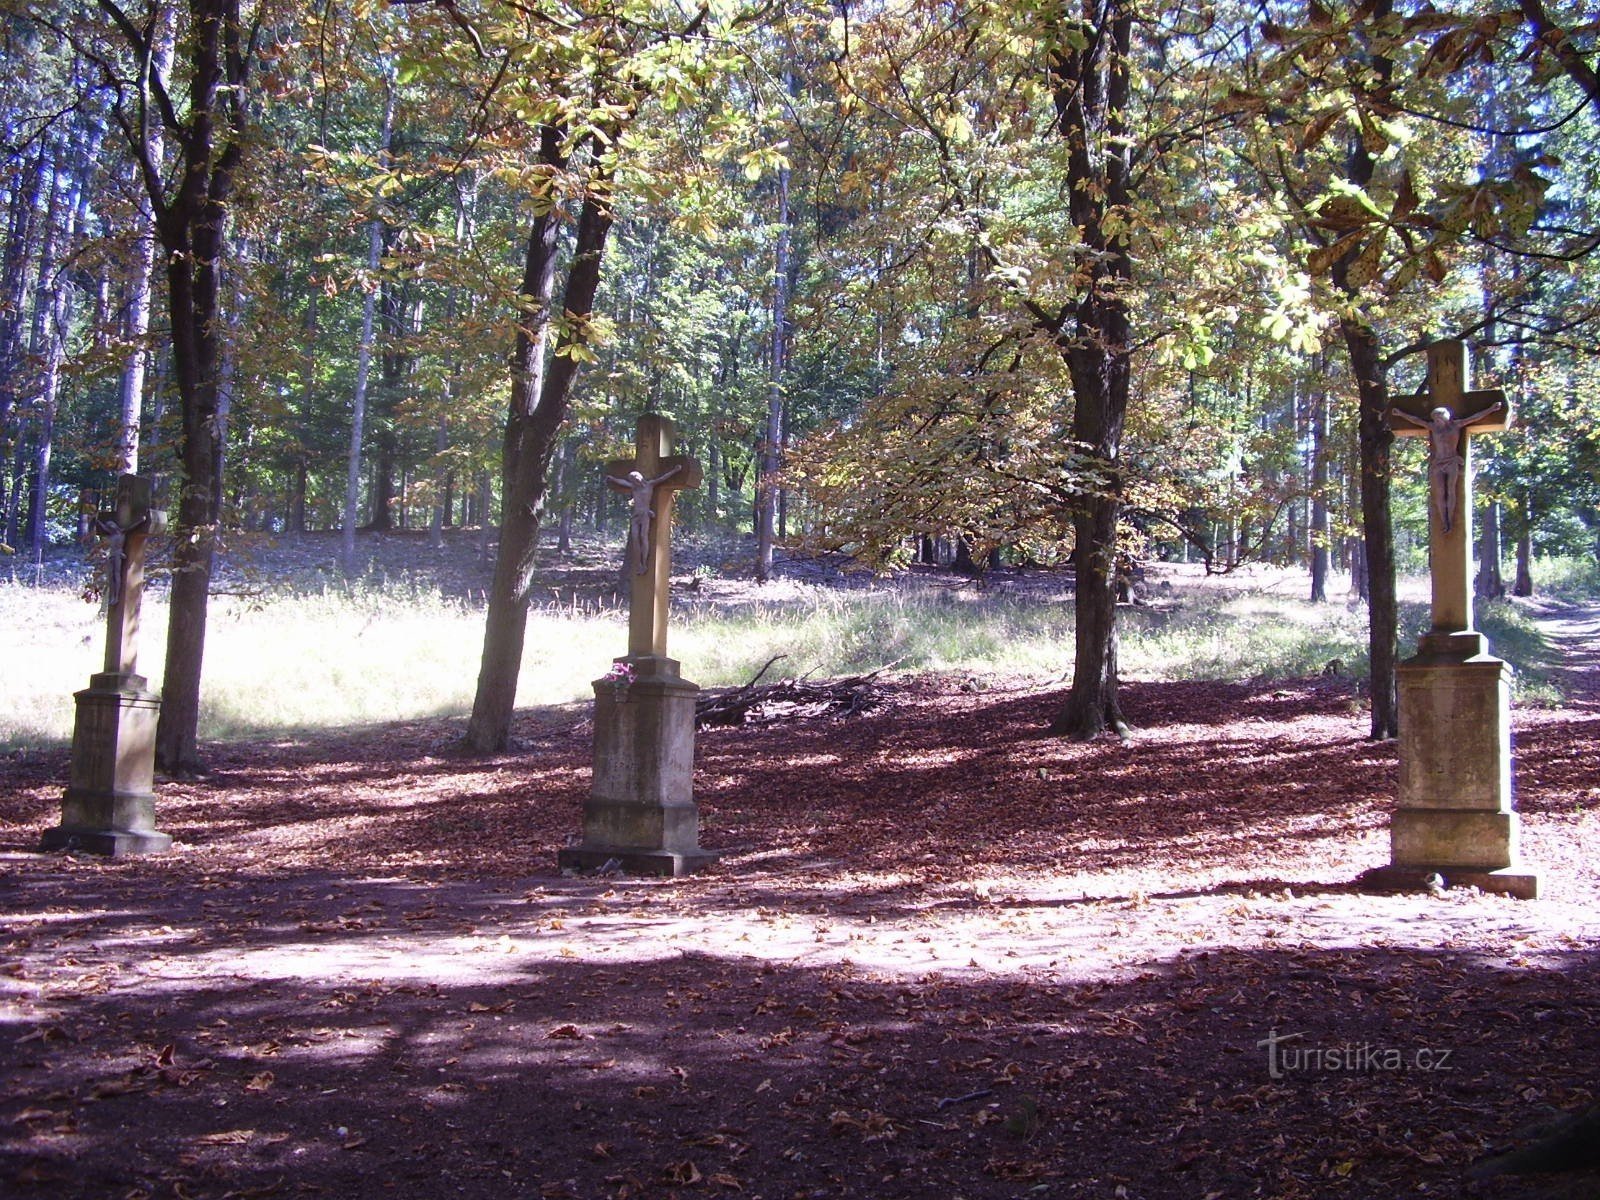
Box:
<box><xmin>115</xmin><ymin>13</ymin><xmax>171</xmax><ymax>474</ymax></box>
<box><xmin>0</xmin><ymin>146</ymin><xmax>45</xmax><ymax>515</ymax></box>
<box><xmin>1513</xmin><ymin>519</ymin><xmax>1534</xmax><ymax>596</ymax></box>
<box><xmin>430</xmin><ymin>417</ymin><xmax>448</xmax><ymax>550</ymax></box>
<box><xmin>1055</xmin><ymin>495</ymin><xmax>1127</xmax><ymax>737</ymax></box>
<box><xmin>1309</xmin><ymin>375</ymin><xmax>1330</xmax><ymax>603</ymax></box>
<box><xmin>707</xmin><ymin>437</ymin><xmax>721</xmax><ymax>526</ymax></box>
<box><xmin>1341</xmin><ymin>316</ymin><xmax>1399</xmax><ymax>739</ymax></box>
<box><xmin>756</xmin><ymin>139</ymin><xmax>791</xmax><ymax>585</ymax></box>
<box><xmin>210</xmin><ymin>271</ymin><xmax>242</xmax><ymax>518</ymax></box>
<box><xmin>4</xmin><ymin>438</ymin><xmax>27</xmax><ymax>549</ymax></box>
<box><xmin>466</xmin><ymin>127</ymin><xmax>616</xmax><ymax>753</ymax></box>
<box><xmin>343</xmin><ymin>81</ymin><xmax>394</xmax><ymax>575</ymax></box>
<box><xmin>23</xmin><ymin>130</ymin><xmax>71</xmax><ymax>562</ymax></box>
<box><xmin>554</xmin><ymin>439</ymin><xmax>573</xmax><ymax>556</ymax></box>
<box><xmin>287</xmin><ymin>456</ymin><xmax>307</xmax><ymax>539</ymax></box>
<box><xmin>475</xmin><ymin>472</ymin><xmax>492</xmax><ymax>559</ymax></box>
<box><xmin>1476</xmin><ymin>501</ymin><xmax>1505</xmax><ymax>598</ymax></box>
<box><xmin>1329</xmin><ymin>0</ymin><xmax>1399</xmax><ymax>740</ymax></box>
<box><xmin>143</xmin><ymin>0</ymin><xmax>252</xmax><ymax>775</ymax></box>
<box><xmin>1046</xmin><ymin>0</ymin><xmax>1134</xmax><ymax>740</ymax></box>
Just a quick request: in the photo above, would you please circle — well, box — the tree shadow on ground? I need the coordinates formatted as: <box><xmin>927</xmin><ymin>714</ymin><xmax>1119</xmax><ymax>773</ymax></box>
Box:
<box><xmin>4</xmin><ymin>673</ymin><xmax>1597</xmax><ymax>1198</ymax></box>
<box><xmin>2</xmin><ymin>866</ymin><xmax>1596</xmax><ymax>1200</ymax></box>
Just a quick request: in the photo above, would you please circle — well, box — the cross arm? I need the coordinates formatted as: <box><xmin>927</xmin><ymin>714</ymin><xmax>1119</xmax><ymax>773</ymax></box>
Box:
<box><xmin>1388</xmin><ymin>388</ymin><xmax>1513</xmax><ymax>436</ymax></box>
<box><xmin>605</xmin><ymin>454</ymin><xmax>703</xmax><ymax>492</ymax></box>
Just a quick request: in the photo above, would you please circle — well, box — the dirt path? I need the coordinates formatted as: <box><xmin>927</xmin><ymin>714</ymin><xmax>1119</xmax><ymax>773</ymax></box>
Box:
<box><xmin>1526</xmin><ymin>597</ymin><xmax>1600</xmax><ymax>707</ymax></box>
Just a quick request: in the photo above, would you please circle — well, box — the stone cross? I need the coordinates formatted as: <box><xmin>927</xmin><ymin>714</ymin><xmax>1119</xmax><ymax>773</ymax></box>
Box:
<box><xmin>96</xmin><ymin>474</ymin><xmax>164</xmax><ymax>680</ymax></box>
<box><xmin>1389</xmin><ymin>339</ymin><xmax>1510</xmax><ymax>635</ymax></box>
<box><xmin>605</xmin><ymin>415</ymin><xmax>702</xmax><ymax>663</ymax></box>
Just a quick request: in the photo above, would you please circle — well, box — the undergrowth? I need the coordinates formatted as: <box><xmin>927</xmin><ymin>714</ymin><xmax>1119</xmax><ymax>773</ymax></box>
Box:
<box><xmin>2</xmin><ymin>551</ymin><xmax>1592</xmax><ymax>750</ymax></box>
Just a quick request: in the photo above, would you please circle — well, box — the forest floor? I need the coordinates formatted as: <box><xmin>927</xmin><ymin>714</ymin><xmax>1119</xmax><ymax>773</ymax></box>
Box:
<box><xmin>2</xmin><ymin>535</ymin><xmax>1598</xmax><ymax>1200</ymax></box>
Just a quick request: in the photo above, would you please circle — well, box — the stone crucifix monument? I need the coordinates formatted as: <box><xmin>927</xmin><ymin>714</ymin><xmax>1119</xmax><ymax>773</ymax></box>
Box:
<box><xmin>41</xmin><ymin>474</ymin><xmax>172</xmax><ymax>856</ymax></box>
<box><xmin>558</xmin><ymin>414</ymin><xmax>719</xmax><ymax>877</ymax></box>
<box><xmin>1365</xmin><ymin>339</ymin><xmax>1539</xmax><ymax>899</ymax></box>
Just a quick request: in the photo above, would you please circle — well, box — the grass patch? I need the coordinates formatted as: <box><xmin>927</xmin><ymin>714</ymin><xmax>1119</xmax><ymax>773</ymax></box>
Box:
<box><xmin>1531</xmin><ymin>554</ymin><xmax>1600</xmax><ymax>601</ymax></box>
<box><xmin>3</xmin><ymin>565</ymin><xmax>1584</xmax><ymax>751</ymax></box>
<box><xmin>678</xmin><ymin>587</ymin><xmax>1078</xmax><ymax>682</ymax></box>
<box><xmin>1119</xmin><ymin>594</ymin><xmax>1369</xmax><ymax>682</ymax></box>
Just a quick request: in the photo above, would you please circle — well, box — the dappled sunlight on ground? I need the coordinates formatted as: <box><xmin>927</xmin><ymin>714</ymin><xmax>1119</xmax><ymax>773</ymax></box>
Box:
<box><xmin>3</xmin><ymin>662</ymin><xmax>1598</xmax><ymax>1198</ymax></box>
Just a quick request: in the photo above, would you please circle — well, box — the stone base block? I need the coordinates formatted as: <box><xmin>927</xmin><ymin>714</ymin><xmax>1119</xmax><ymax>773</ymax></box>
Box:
<box><xmin>578</xmin><ymin>794</ymin><xmax>706</xmax><ymax>855</ymax></box>
<box><xmin>1396</xmin><ymin>653</ymin><xmax>1510</xmax><ymax>809</ymax></box>
<box><xmin>565</xmin><ymin>660</ymin><xmax>718</xmax><ymax>878</ymax></box>
<box><xmin>1360</xmin><ymin>865</ymin><xmax>1540</xmax><ymax>901</ymax></box>
<box><xmin>43</xmin><ymin>678</ymin><xmax>169</xmax><ymax>858</ymax></box>
<box><xmin>1391</xmin><ymin>808</ymin><xmax>1517</xmax><ymax>870</ymax></box>
<box><xmin>40</xmin><ymin>823</ymin><xmax>173</xmax><ymax>857</ymax></box>
<box><xmin>558</xmin><ymin>845</ymin><xmax>720</xmax><ymax>878</ymax></box>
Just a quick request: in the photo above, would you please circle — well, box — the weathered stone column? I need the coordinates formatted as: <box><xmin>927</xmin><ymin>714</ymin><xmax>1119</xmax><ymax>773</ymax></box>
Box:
<box><xmin>558</xmin><ymin>416</ymin><xmax>719</xmax><ymax>877</ymax></box>
<box><xmin>1364</xmin><ymin>341</ymin><xmax>1537</xmax><ymax>899</ymax></box>
<box><xmin>42</xmin><ymin>474</ymin><xmax>172</xmax><ymax>857</ymax></box>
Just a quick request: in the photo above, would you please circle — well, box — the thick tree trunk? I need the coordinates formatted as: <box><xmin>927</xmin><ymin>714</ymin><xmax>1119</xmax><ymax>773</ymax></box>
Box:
<box><xmin>1476</xmin><ymin>501</ymin><xmax>1505</xmax><ymax>598</ymax></box>
<box><xmin>144</xmin><ymin>0</ymin><xmax>250</xmax><ymax>775</ymax></box>
<box><xmin>466</xmin><ymin>128</ymin><xmax>616</xmax><ymax>753</ymax></box>
<box><xmin>155</xmin><ymin>229</ymin><xmax>228</xmax><ymax>773</ymax></box>
<box><xmin>1054</xmin><ymin>493</ymin><xmax>1128</xmax><ymax>737</ymax></box>
<box><xmin>1513</xmin><ymin>520</ymin><xmax>1534</xmax><ymax>596</ymax></box>
<box><xmin>1046</xmin><ymin>0</ymin><xmax>1134</xmax><ymax>740</ymax></box>
<box><xmin>1329</xmin><ymin>0</ymin><xmax>1399</xmax><ymax>741</ymax></box>
<box><xmin>1341</xmin><ymin>316</ymin><xmax>1399</xmax><ymax>739</ymax></box>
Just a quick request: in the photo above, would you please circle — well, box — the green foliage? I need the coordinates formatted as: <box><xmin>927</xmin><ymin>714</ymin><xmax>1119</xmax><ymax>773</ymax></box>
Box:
<box><xmin>1532</xmin><ymin>554</ymin><xmax>1600</xmax><ymax>599</ymax></box>
<box><xmin>2</xmin><ymin>0</ymin><xmax>1597</xmax><ymax>723</ymax></box>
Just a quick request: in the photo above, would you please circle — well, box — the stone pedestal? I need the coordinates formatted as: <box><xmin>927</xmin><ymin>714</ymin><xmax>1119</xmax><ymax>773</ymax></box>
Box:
<box><xmin>1364</xmin><ymin>633</ymin><xmax>1538</xmax><ymax>899</ymax></box>
<box><xmin>558</xmin><ymin>657</ymin><xmax>719</xmax><ymax>878</ymax></box>
<box><xmin>41</xmin><ymin>672</ymin><xmax>171</xmax><ymax>856</ymax></box>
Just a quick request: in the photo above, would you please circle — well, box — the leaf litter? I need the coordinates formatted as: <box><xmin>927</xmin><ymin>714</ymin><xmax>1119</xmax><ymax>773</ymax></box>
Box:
<box><xmin>1</xmin><ymin>624</ymin><xmax>1597</xmax><ymax>1198</ymax></box>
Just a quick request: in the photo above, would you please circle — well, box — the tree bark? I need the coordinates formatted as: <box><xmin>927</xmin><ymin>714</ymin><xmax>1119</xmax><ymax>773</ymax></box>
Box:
<box><xmin>23</xmin><ymin>128</ymin><xmax>72</xmax><ymax>562</ymax></box>
<box><xmin>1476</xmin><ymin>501</ymin><xmax>1505</xmax><ymax>598</ymax></box>
<box><xmin>1047</xmin><ymin>0</ymin><xmax>1134</xmax><ymax>740</ymax></box>
<box><xmin>125</xmin><ymin>0</ymin><xmax>253</xmax><ymax>775</ymax></box>
<box><xmin>1340</xmin><ymin>316</ymin><xmax>1399</xmax><ymax>739</ymax></box>
<box><xmin>1309</xmin><ymin>376</ymin><xmax>1330</xmax><ymax>603</ymax></box>
<box><xmin>1330</xmin><ymin>0</ymin><xmax>1399</xmax><ymax>741</ymax></box>
<box><xmin>756</xmin><ymin>139</ymin><xmax>791</xmax><ymax>584</ymax></box>
<box><xmin>114</xmin><ymin>11</ymin><xmax>171</xmax><ymax>475</ymax></box>
<box><xmin>465</xmin><ymin>126</ymin><xmax>616</xmax><ymax>753</ymax></box>
<box><xmin>0</xmin><ymin>146</ymin><xmax>44</xmax><ymax>531</ymax></box>
<box><xmin>1513</xmin><ymin>520</ymin><xmax>1534</xmax><ymax>596</ymax></box>
<box><xmin>342</xmin><ymin>85</ymin><xmax>393</xmax><ymax>575</ymax></box>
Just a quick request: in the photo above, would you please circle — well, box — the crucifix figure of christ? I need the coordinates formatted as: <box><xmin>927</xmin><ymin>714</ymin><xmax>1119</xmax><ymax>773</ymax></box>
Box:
<box><xmin>96</xmin><ymin>474</ymin><xmax>165</xmax><ymax>679</ymax></box>
<box><xmin>605</xmin><ymin>414</ymin><xmax>702</xmax><ymax>663</ymax></box>
<box><xmin>607</xmin><ymin>465</ymin><xmax>684</xmax><ymax>576</ymax></box>
<box><xmin>1389</xmin><ymin>339</ymin><xmax>1511</xmax><ymax>636</ymax></box>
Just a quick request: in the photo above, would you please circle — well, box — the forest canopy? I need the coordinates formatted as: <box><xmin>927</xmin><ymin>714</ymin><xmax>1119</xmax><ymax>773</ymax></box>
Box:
<box><xmin>1</xmin><ymin>0</ymin><xmax>1597</xmax><ymax>748</ymax></box>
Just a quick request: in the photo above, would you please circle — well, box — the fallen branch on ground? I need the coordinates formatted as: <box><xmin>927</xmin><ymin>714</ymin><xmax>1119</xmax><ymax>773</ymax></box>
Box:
<box><xmin>695</xmin><ymin>658</ymin><xmax>890</xmax><ymax>727</ymax></box>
